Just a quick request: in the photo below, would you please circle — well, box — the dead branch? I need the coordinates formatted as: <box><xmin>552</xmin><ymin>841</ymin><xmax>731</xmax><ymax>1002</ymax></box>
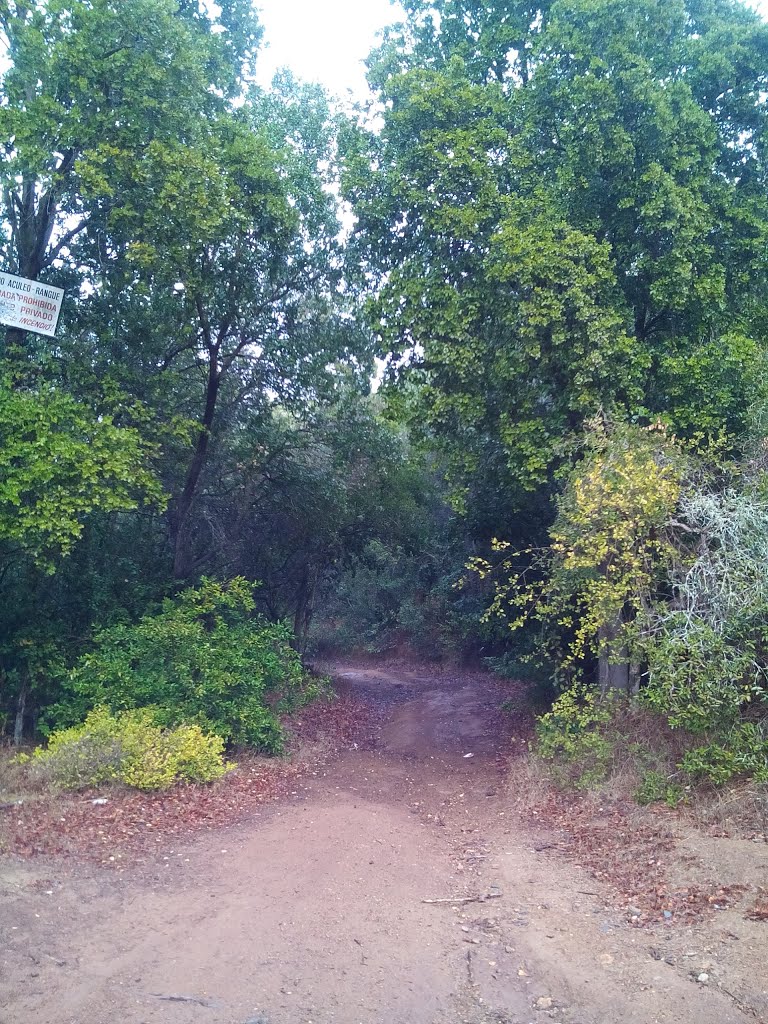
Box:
<box><xmin>422</xmin><ymin>893</ymin><xmax>502</xmax><ymax>905</ymax></box>
<box><xmin>149</xmin><ymin>993</ymin><xmax>215</xmax><ymax>1007</ymax></box>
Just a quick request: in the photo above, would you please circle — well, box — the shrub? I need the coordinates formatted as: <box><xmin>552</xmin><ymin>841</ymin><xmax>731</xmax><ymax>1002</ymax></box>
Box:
<box><xmin>638</xmin><ymin>489</ymin><xmax>768</xmax><ymax>785</ymax></box>
<box><xmin>680</xmin><ymin>723</ymin><xmax>768</xmax><ymax>786</ymax></box>
<box><xmin>57</xmin><ymin>578</ymin><xmax>307</xmax><ymax>752</ymax></box>
<box><xmin>639</xmin><ymin>491</ymin><xmax>768</xmax><ymax>736</ymax></box>
<box><xmin>635</xmin><ymin>770</ymin><xmax>686</xmax><ymax>807</ymax></box>
<box><xmin>31</xmin><ymin>707</ymin><xmax>232</xmax><ymax>791</ymax></box>
<box><xmin>472</xmin><ymin>422</ymin><xmax>683</xmax><ymax>681</ymax></box>
<box><xmin>527</xmin><ymin>460</ymin><xmax>768</xmax><ymax>794</ymax></box>
<box><xmin>535</xmin><ymin>685</ymin><xmax>613</xmax><ymax>788</ymax></box>
<box><xmin>309</xmin><ymin>538</ymin><xmax>493</xmax><ymax>660</ymax></box>
<box><xmin>277</xmin><ymin>673</ymin><xmax>332</xmax><ymax>713</ymax></box>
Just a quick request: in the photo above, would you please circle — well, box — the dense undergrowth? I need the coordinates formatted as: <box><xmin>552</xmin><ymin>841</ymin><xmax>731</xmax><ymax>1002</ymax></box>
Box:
<box><xmin>12</xmin><ymin>579</ymin><xmax>327</xmax><ymax>792</ymax></box>
<box><xmin>531</xmin><ymin>682</ymin><xmax>768</xmax><ymax>822</ymax></box>
<box><xmin>3</xmin><ymin>0</ymin><xmax>768</xmax><ymax>819</ymax></box>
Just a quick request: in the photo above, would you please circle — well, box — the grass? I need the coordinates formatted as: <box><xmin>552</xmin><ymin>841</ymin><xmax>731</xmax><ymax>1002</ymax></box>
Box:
<box><xmin>516</xmin><ymin>698</ymin><xmax>768</xmax><ymax>839</ymax></box>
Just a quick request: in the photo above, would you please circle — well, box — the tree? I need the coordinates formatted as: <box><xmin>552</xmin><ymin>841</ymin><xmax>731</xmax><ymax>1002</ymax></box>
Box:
<box><xmin>345</xmin><ymin>0</ymin><xmax>768</xmax><ymax>498</ymax></box>
<box><xmin>188</xmin><ymin>390</ymin><xmax>424</xmax><ymax>652</ymax></box>
<box><xmin>0</xmin><ymin>380</ymin><xmax>162</xmax><ymax>563</ymax></box>
<box><xmin>0</xmin><ymin>0</ymin><xmax>257</xmax><ymax>294</ymax></box>
<box><xmin>471</xmin><ymin>420</ymin><xmax>684</xmax><ymax>689</ymax></box>
<box><xmin>71</xmin><ymin>72</ymin><xmax>364</xmax><ymax>578</ymax></box>
<box><xmin>0</xmin><ymin>2</ymin><xmax>382</xmax><ymax>736</ymax></box>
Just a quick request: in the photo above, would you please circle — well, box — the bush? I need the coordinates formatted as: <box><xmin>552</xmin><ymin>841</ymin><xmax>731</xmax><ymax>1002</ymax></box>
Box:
<box><xmin>535</xmin><ymin>685</ymin><xmax>613</xmax><ymax>788</ymax></box>
<box><xmin>309</xmin><ymin>537</ymin><xmax>494</xmax><ymax>660</ymax></box>
<box><xmin>634</xmin><ymin>770</ymin><xmax>686</xmax><ymax>807</ymax></box>
<box><xmin>527</xmin><ymin>459</ymin><xmax>768</xmax><ymax>794</ymax></box>
<box><xmin>30</xmin><ymin>707</ymin><xmax>232</xmax><ymax>790</ymax></box>
<box><xmin>486</xmin><ymin>629</ymin><xmax>559</xmax><ymax>710</ymax></box>
<box><xmin>643</xmin><ymin>619</ymin><xmax>761</xmax><ymax>732</ymax></box>
<box><xmin>637</xmin><ymin>489</ymin><xmax>768</xmax><ymax>785</ymax></box>
<box><xmin>56</xmin><ymin>578</ymin><xmax>307</xmax><ymax>752</ymax></box>
<box><xmin>680</xmin><ymin>723</ymin><xmax>768</xmax><ymax>786</ymax></box>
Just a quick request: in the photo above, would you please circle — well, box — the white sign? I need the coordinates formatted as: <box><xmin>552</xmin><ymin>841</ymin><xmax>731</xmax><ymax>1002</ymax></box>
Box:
<box><xmin>0</xmin><ymin>272</ymin><xmax>65</xmax><ymax>338</ymax></box>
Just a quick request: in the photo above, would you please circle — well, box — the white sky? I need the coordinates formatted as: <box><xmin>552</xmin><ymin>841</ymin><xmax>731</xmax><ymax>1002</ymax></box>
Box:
<box><xmin>254</xmin><ymin>0</ymin><xmax>405</xmax><ymax>99</ymax></box>
<box><xmin>254</xmin><ymin>0</ymin><xmax>768</xmax><ymax>100</ymax></box>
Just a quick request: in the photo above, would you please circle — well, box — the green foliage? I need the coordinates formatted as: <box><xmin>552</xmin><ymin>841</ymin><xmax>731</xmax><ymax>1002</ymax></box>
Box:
<box><xmin>3</xmin><ymin>0</ymin><xmax>768</xmax><ymax>791</ymax></box>
<box><xmin>638</xmin><ymin>486</ymin><xmax>768</xmax><ymax>757</ymax></box>
<box><xmin>485</xmin><ymin>630</ymin><xmax>559</xmax><ymax>707</ymax></box>
<box><xmin>642</xmin><ymin>619</ymin><xmax>763</xmax><ymax>732</ymax></box>
<box><xmin>309</xmin><ymin>457</ymin><xmax>497</xmax><ymax>661</ymax></box>
<box><xmin>277</xmin><ymin>674</ymin><xmax>332</xmax><ymax>714</ymax></box>
<box><xmin>312</xmin><ymin>538</ymin><xmax>477</xmax><ymax>657</ymax></box>
<box><xmin>0</xmin><ymin>0</ymin><xmax>258</xmax><ymax>279</ymax></box>
<box><xmin>347</xmin><ymin>0</ymin><xmax>768</xmax><ymax>501</ymax></box>
<box><xmin>634</xmin><ymin>770</ymin><xmax>686</xmax><ymax>808</ymax></box>
<box><xmin>61</xmin><ymin>578</ymin><xmax>305</xmax><ymax>752</ymax></box>
<box><xmin>0</xmin><ymin>1</ymin><xmax>365</xmax><ymax>741</ymax></box>
<box><xmin>680</xmin><ymin>724</ymin><xmax>768</xmax><ymax>786</ymax></box>
<box><xmin>472</xmin><ymin>421</ymin><xmax>684</xmax><ymax>677</ymax></box>
<box><xmin>535</xmin><ymin>686</ymin><xmax>613</xmax><ymax>788</ymax></box>
<box><xmin>30</xmin><ymin>706</ymin><xmax>232</xmax><ymax>791</ymax></box>
<box><xmin>0</xmin><ymin>380</ymin><xmax>163</xmax><ymax>564</ymax></box>
<box><xmin>523</xmin><ymin>441</ymin><xmax>768</xmax><ymax>791</ymax></box>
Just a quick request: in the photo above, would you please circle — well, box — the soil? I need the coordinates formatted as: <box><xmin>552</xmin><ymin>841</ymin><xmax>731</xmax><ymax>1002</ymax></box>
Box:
<box><xmin>1</xmin><ymin>663</ymin><xmax>767</xmax><ymax>1024</ymax></box>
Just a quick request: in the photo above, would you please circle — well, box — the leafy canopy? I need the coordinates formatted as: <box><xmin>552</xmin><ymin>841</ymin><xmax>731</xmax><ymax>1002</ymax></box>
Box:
<box><xmin>345</xmin><ymin>0</ymin><xmax>768</xmax><ymax>493</ymax></box>
<box><xmin>0</xmin><ymin>379</ymin><xmax>163</xmax><ymax>564</ymax></box>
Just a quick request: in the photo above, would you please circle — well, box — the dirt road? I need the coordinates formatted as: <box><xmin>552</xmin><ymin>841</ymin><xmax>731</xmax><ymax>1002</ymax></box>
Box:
<box><xmin>1</xmin><ymin>665</ymin><xmax>765</xmax><ymax>1024</ymax></box>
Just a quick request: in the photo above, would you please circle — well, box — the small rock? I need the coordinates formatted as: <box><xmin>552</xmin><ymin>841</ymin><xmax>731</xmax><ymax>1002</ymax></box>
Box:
<box><xmin>697</xmin><ymin>974</ymin><xmax>710</xmax><ymax>985</ymax></box>
<box><xmin>91</xmin><ymin>798</ymin><xmax>109</xmax><ymax>806</ymax></box>
<box><xmin>535</xmin><ymin>996</ymin><xmax>553</xmax><ymax>1010</ymax></box>
<box><xmin>628</xmin><ymin>906</ymin><xmax>642</xmax><ymax>917</ymax></box>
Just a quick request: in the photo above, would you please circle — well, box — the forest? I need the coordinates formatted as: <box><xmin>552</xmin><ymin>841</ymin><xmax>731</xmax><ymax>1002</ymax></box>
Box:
<box><xmin>1</xmin><ymin>0</ymin><xmax>768</xmax><ymax>797</ymax></box>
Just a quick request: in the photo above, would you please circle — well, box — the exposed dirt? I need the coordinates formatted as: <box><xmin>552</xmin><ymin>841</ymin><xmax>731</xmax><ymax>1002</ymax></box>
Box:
<box><xmin>1</xmin><ymin>664</ymin><xmax>767</xmax><ymax>1024</ymax></box>
<box><xmin>0</xmin><ymin>693</ymin><xmax>377</xmax><ymax>863</ymax></box>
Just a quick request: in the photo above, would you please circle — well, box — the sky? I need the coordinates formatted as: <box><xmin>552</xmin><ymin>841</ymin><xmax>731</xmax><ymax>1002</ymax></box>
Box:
<box><xmin>254</xmin><ymin>0</ymin><xmax>405</xmax><ymax>98</ymax></box>
<box><xmin>254</xmin><ymin>0</ymin><xmax>768</xmax><ymax>100</ymax></box>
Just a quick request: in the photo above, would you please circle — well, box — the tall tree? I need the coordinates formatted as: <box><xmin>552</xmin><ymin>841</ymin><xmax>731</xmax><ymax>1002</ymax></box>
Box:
<box><xmin>76</xmin><ymin>75</ymin><xmax>361</xmax><ymax>577</ymax></box>
<box><xmin>345</xmin><ymin>0</ymin><xmax>768</xmax><ymax>497</ymax></box>
<box><xmin>0</xmin><ymin>0</ymin><xmax>258</xmax><ymax>315</ymax></box>
<box><xmin>0</xmin><ymin>1</ymin><xmax>380</xmax><ymax>735</ymax></box>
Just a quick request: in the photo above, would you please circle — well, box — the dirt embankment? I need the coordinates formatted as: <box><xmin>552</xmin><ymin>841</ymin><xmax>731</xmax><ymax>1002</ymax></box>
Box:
<box><xmin>1</xmin><ymin>663</ymin><xmax>766</xmax><ymax>1024</ymax></box>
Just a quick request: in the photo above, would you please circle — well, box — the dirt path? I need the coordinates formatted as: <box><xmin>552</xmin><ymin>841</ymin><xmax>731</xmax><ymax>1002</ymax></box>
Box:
<box><xmin>1</xmin><ymin>665</ymin><xmax>765</xmax><ymax>1024</ymax></box>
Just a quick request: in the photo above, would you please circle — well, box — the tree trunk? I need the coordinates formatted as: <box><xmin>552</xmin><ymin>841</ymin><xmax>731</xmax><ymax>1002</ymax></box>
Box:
<box><xmin>292</xmin><ymin>565</ymin><xmax>318</xmax><ymax>655</ymax></box>
<box><xmin>2</xmin><ymin>150</ymin><xmax>78</xmax><ymax>363</ymax></box>
<box><xmin>598</xmin><ymin>614</ymin><xmax>630</xmax><ymax>696</ymax></box>
<box><xmin>171</xmin><ymin>361</ymin><xmax>220</xmax><ymax>579</ymax></box>
<box><xmin>13</xmin><ymin>683</ymin><xmax>27</xmax><ymax>746</ymax></box>
<box><xmin>2</xmin><ymin>325</ymin><xmax>27</xmax><ymax>368</ymax></box>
